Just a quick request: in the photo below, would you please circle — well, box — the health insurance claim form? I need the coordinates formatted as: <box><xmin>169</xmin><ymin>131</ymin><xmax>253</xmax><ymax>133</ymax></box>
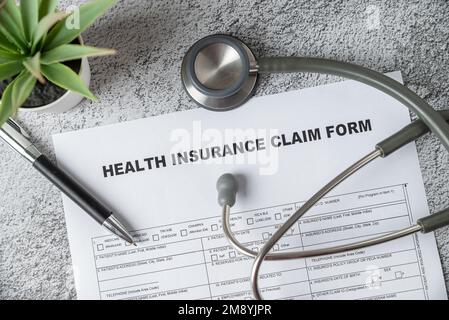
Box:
<box><xmin>53</xmin><ymin>71</ymin><xmax>447</xmax><ymax>300</ymax></box>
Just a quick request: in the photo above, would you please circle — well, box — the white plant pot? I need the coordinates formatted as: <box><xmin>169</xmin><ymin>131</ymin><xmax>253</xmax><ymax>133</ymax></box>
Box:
<box><xmin>20</xmin><ymin>56</ymin><xmax>91</xmax><ymax>114</ymax></box>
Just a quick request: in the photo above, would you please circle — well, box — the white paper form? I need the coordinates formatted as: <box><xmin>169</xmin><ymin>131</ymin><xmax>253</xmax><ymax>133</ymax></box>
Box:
<box><xmin>53</xmin><ymin>71</ymin><xmax>447</xmax><ymax>300</ymax></box>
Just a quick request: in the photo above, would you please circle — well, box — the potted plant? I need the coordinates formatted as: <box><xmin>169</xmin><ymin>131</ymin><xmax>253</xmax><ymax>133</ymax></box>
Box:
<box><xmin>0</xmin><ymin>0</ymin><xmax>117</xmax><ymax>126</ymax></box>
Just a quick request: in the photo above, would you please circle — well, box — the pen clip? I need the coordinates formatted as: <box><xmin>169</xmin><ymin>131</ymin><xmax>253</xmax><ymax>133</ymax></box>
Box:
<box><xmin>5</xmin><ymin>118</ymin><xmax>31</xmax><ymax>139</ymax></box>
<box><xmin>0</xmin><ymin>118</ymin><xmax>41</xmax><ymax>161</ymax></box>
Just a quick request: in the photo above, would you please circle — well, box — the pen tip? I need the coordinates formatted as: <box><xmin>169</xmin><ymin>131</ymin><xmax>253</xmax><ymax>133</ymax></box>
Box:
<box><xmin>132</xmin><ymin>242</ymin><xmax>137</xmax><ymax>247</ymax></box>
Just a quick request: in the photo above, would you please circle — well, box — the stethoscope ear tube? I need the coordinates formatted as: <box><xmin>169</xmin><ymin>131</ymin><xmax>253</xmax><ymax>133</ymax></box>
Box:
<box><xmin>376</xmin><ymin>110</ymin><xmax>449</xmax><ymax>157</ymax></box>
<box><xmin>376</xmin><ymin>110</ymin><xmax>449</xmax><ymax>232</ymax></box>
<box><xmin>418</xmin><ymin>209</ymin><xmax>449</xmax><ymax>233</ymax></box>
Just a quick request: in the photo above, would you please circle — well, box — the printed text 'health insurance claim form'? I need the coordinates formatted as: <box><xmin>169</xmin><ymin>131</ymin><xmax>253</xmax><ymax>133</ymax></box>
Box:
<box><xmin>53</xmin><ymin>72</ymin><xmax>447</xmax><ymax>300</ymax></box>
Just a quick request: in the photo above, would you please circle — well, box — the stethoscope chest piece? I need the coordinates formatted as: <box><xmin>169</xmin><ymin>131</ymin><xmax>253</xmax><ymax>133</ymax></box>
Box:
<box><xmin>181</xmin><ymin>35</ymin><xmax>258</xmax><ymax>111</ymax></box>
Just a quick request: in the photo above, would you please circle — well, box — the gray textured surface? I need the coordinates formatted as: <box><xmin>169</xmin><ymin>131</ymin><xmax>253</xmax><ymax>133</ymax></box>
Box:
<box><xmin>1</xmin><ymin>0</ymin><xmax>449</xmax><ymax>299</ymax></box>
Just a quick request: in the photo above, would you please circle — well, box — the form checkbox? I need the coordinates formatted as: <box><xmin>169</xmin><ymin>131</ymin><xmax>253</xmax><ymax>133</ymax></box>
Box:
<box><xmin>211</xmin><ymin>254</ymin><xmax>218</xmax><ymax>262</ymax></box>
<box><xmin>252</xmin><ymin>247</ymin><xmax>259</xmax><ymax>252</ymax></box>
<box><xmin>229</xmin><ymin>251</ymin><xmax>236</xmax><ymax>258</ymax></box>
<box><xmin>262</xmin><ymin>232</ymin><xmax>270</xmax><ymax>240</ymax></box>
<box><xmin>211</xmin><ymin>224</ymin><xmax>218</xmax><ymax>231</ymax></box>
<box><xmin>181</xmin><ymin>229</ymin><xmax>188</xmax><ymax>237</ymax></box>
<box><xmin>97</xmin><ymin>244</ymin><xmax>104</xmax><ymax>251</ymax></box>
<box><xmin>273</xmin><ymin>244</ymin><xmax>280</xmax><ymax>251</ymax></box>
<box><xmin>247</xmin><ymin>218</ymin><xmax>254</xmax><ymax>225</ymax></box>
<box><xmin>275</xmin><ymin>213</ymin><xmax>282</xmax><ymax>220</ymax></box>
<box><xmin>152</xmin><ymin>234</ymin><xmax>160</xmax><ymax>241</ymax></box>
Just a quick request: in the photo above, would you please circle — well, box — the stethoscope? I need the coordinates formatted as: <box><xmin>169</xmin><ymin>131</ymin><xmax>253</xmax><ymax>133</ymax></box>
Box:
<box><xmin>181</xmin><ymin>34</ymin><xmax>449</xmax><ymax>300</ymax></box>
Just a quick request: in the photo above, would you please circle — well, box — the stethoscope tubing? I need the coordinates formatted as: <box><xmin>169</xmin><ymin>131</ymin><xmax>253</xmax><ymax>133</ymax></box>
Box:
<box><xmin>221</xmin><ymin>149</ymin><xmax>422</xmax><ymax>299</ymax></box>
<box><xmin>258</xmin><ymin>57</ymin><xmax>449</xmax><ymax>153</ymax></box>
<box><xmin>223</xmin><ymin>204</ymin><xmax>422</xmax><ymax>261</ymax></box>
<box><xmin>222</xmin><ymin>56</ymin><xmax>449</xmax><ymax>300</ymax></box>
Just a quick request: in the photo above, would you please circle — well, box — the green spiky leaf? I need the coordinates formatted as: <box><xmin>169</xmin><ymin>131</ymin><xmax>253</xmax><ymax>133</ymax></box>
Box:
<box><xmin>41</xmin><ymin>44</ymin><xmax>116</xmax><ymax>64</ymax></box>
<box><xmin>44</xmin><ymin>0</ymin><xmax>117</xmax><ymax>51</ymax></box>
<box><xmin>3</xmin><ymin>0</ymin><xmax>23</xmax><ymax>31</ymax></box>
<box><xmin>11</xmin><ymin>70</ymin><xmax>37</xmax><ymax>109</ymax></box>
<box><xmin>0</xmin><ymin>31</ymin><xmax>18</xmax><ymax>52</ymax></box>
<box><xmin>0</xmin><ymin>7</ymin><xmax>27</xmax><ymax>51</ymax></box>
<box><xmin>0</xmin><ymin>60</ymin><xmax>24</xmax><ymax>81</ymax></box>
<box><xmin>33</xmin><ymin>11</ymin><xmax>68</xmax><ymax>46</ymax></box>
<box><xmin>0</xmin><ymin>70</ymin><xmax>36</xmax><ymax>126</ymax></box>
<box><xmin>0</xmin><ymin>50</ymin><xmax>23</xmax><ymax>63</ymax></box>
<box><xmin>23</xmin><ymin>52</ymin><xmax>45</xmax><ymax>83</ymax></box>
<box><xmin>20</xmin><ymin>0</ymin><xmax>39</xmax><ymax>41</ymax></box>
<box><xmin>39</xmin><ymin>0</ymin><xmax>59</xmax><ymax>19</ymax></box>
<box><xmin>41</xmin><ymin>63</ymin><xmax>97</xmax><ymax>100</ymax></box>
<box><xmin>0</xmin><ymin>78</ymin><xmax>15</xmax><ymax>126</ymax></box>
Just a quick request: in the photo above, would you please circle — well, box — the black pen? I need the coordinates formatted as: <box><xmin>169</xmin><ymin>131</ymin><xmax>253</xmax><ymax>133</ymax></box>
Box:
<box><xmin>0</xmin><ymin>118</ymin><xmax>136</xmax><ymax>245</ymax></box>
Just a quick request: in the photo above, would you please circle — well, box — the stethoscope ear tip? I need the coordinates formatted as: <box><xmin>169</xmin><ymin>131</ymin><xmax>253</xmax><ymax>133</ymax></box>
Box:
<box><xmin>216</xmin><ymin>173</ymin><xmax>239</xmax><ymax>207</ymax></box>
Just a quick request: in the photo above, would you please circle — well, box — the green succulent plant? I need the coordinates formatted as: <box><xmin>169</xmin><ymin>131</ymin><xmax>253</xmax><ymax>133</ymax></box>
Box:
<box><xmin>0</xmin><ymin>0</ymin><xmax>117</xmax><ymax>125</ymax></box>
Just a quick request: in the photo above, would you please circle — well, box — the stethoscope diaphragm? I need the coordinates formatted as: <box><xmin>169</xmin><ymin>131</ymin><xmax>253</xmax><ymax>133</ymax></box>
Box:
<box><xmin>181</xmin><ymin>35</ymin><xmax>258</xmax><ymax>111</ymax></box>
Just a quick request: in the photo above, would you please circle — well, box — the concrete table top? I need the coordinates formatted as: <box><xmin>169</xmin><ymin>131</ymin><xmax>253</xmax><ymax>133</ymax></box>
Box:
<box><xmin>1</xmin><ymin>0</ymin><xmax>448</xmax><ymax>299</ymax></box>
